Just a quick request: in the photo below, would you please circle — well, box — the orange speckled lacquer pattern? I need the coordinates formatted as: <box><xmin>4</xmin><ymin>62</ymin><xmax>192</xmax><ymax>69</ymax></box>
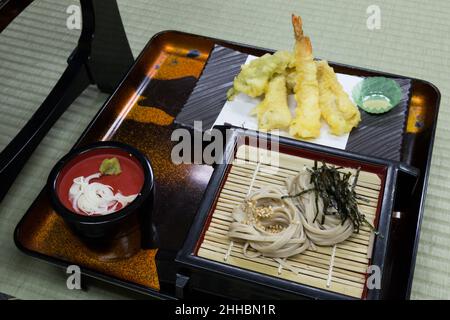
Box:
<box><xmin>15</xmin><ymin>32</ymin><xmax>215</xmax><ymax>293</ymax></box>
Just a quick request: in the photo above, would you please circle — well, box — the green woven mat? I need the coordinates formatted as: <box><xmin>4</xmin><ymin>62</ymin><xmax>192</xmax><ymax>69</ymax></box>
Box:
<box><xmin>0</xmin><ymin>0</ymin><xmax>449</xmax><ymax>299</ymax></box>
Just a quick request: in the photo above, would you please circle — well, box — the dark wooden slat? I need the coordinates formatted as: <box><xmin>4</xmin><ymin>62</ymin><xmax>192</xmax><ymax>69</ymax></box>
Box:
<box><xmin>0</xmin><ymin>0</ymin><xmax>34</xmax><ymax>32</ymax></box>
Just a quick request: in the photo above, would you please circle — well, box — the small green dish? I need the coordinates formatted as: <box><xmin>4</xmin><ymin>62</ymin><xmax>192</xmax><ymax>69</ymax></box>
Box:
<box><xmin>352</xmin><ymin>77</ymin><xmax>402</xmax><ymax>114</ymax></box>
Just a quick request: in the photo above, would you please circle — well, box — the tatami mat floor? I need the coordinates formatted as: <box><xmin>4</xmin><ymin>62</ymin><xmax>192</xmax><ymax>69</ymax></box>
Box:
<box><xmin>0</xmin><ymin>0</ymin><xmax>449</xmax><ymax>299</ymax></box>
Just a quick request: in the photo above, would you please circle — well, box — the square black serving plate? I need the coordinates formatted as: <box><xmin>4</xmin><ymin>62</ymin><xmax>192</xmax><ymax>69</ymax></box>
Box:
<box><xmin>176</xmin><ymin>127</ymin><xmax>419</xmax><ymax>300</ymax></box>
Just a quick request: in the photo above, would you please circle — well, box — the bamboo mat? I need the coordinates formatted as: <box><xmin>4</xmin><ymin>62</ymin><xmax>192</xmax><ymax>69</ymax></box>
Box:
<box><xmin>198</xmin><ymin>145</ymin><xmax>380</xmax><ymax>298</ymax></box>
<box><xmin>0</xmin><ymin>0</ymin><xmax>449</xmax><ymax>299</ymax></box>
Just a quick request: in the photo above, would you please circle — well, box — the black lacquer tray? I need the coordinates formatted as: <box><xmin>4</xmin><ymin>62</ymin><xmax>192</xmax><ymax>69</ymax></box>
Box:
<box><xmin>14</xmin><ymin>30</ymin><xmax>440</xmax><ymax>299</ymax></box>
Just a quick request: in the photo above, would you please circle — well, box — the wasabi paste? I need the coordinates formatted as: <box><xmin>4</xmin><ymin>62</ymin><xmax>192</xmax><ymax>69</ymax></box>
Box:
<box><xmin>99</xmin><ymin>157</ymin><xmax>122</xmax><ymax>176</ymax></box>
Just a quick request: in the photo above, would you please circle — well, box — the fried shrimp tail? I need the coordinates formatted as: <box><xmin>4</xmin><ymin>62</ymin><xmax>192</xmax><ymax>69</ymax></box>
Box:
<box><xmin>250</xmin><ymin>75</ymin><xmax>292</xmax><ymax>130</ymax></box>
<box><xmin>289</xmin><ymin>14</ymin><xmax>321</xmax><ymax>139</ymax></box>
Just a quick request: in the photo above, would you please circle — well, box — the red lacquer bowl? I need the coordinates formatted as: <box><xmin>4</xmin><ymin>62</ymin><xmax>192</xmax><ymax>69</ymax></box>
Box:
<box><xmin>47</xmin><ymin>141</ymin><xmax>155</xmax><ymax>245</ymax></box>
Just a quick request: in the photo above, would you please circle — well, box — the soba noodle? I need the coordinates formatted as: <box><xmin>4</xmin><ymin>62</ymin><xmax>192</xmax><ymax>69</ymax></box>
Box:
<box><xmin>286</xmin><ymin>169</ymin><xmax>354</xmax><ymax>247</ymax></box>
<box><xmin>228</xmin><ymin>168</ymin><xmax>356</xmax><ymax>259</ymax></box>
<box><xmin>228</xmin><ymin>186</ymin><xmax>310</xmax><ymax>258</ymax></box>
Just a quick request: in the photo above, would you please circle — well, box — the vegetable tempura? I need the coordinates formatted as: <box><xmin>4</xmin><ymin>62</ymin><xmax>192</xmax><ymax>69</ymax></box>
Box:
<box><xmin>250</xmin><ymin>75</ymin><xmax>292</xmax><ymax>131</ymax></box>
<box><xmin>226</xmin><ymin>13</ymin><xmax>361</xmax><ymax>140</ymax></box>
<box><xmin>227</xmin><ymin>51</ymin><xmax>294</xmax><ymax>99</ymax></box>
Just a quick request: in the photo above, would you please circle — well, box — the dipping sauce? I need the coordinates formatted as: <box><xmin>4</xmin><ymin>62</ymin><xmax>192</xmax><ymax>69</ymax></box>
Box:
<box><xmin>362</xmin><ymin>94</ymin><xmax>393</xmax><ymax>112</ymax></box>
<box><xmin>56</xmin><ymin>148</ymin><xmax>144</xmax><ymax>216</ymax></box>
<box><xmin>352</xmin><ymin>77</ymin><xmax>402</xmax><ymax>114</ymax></box>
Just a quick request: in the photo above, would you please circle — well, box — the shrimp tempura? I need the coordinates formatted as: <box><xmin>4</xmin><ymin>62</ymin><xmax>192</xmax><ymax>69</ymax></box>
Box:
<box><xmin>289</xmin><ymin>14</ymin><xmax>321</xmax><ymax>139</ymax></box>
<box><xmin>317</xmin><ymin>61</ymin><xmax>350</xmax><ymax>135</ymax></box>
<box><xmin>316</xmin><ymin>60</ymin><xmax>360</xmax><ymax>134</ymax></box>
